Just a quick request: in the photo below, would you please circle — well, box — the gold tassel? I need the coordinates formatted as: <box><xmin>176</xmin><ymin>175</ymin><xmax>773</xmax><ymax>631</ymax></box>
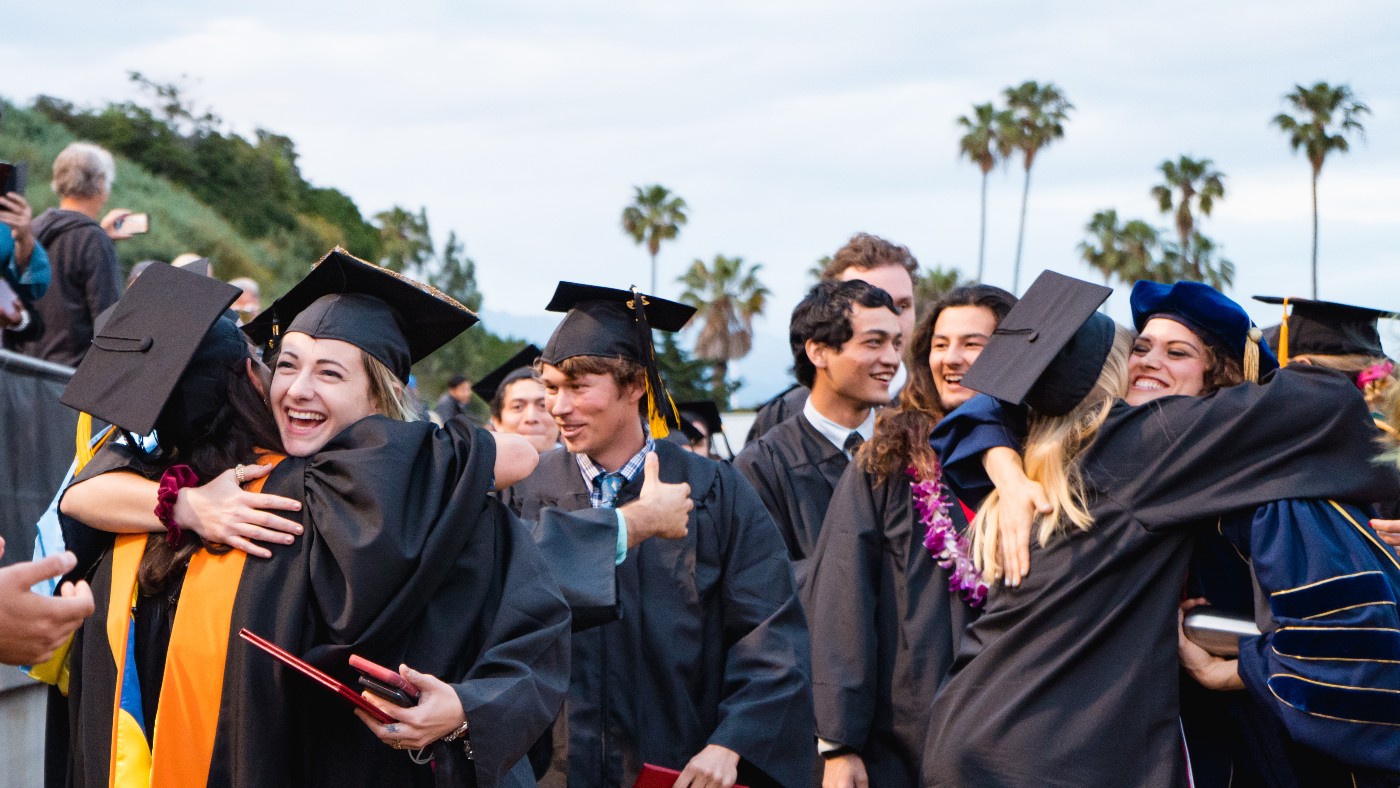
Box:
<box><xmin>644</xmin><ymin>376</ymin><xmax>671</xmax><ymax>439</ymax></box>
<box><xmin>74</xmin><ymin>413</ymin><xmax>96</xmax><ymax>474</ymax></box>
<box><xmin>1278</xmin><ymin>297</ymin><xmax>1290</xmax><ymax>368</ymax></box>
<box><xmin>1243</xmin><ymin>327</ymin><xmax>1262</xmax><ymax>383</ymax></box>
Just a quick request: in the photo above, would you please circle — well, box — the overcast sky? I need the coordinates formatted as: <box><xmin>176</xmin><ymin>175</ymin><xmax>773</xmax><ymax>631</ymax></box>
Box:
<box><xmin>9</xmin><ymin>1</ymin><xmax>1398</xmax><ymax>404</ymax></box>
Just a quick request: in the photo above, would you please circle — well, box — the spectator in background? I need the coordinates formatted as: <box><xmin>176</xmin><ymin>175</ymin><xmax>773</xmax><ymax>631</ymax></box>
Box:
<box><xmin>228</xmin><ymin>276</ymin><xmax>261</xmax><ymax>323</ymax></box>
<box><xmin>747</xmin><ymin>232</ymin><xmax>919</xmax><ymax>442</ymax></box>
<box><xmin>1</xmin><ymin>105</ymin><xmax>50</xmax><ymax>333</ymax></box>
<box><xmin>434</xmin><ymin>372</ymin><xmax>478</xmax><ymax>424</ymax></box>
<box><xmin>7</xmin><ymin>142</ymin><xmax>135</xmax><ymax>366</ymax></box>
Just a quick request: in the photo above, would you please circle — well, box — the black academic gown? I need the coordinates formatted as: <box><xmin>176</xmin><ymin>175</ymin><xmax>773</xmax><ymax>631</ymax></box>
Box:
<box><xmin>744</xmin><ymin>385</ymin><xmax>809</xmax><ymax>444</ymax></box>
<box><xmin>923</xmin><ymin>367</ymin><xmax>1400</xmax><ymax>788</ymax></box>
<box><xmin>805</xmin><ymin>463</ymin><xmax>974</xmax><ymax>788</ymax></box>
<box><xmin>508</xmin><ymin>440</ymin><xmax>814</xmax><ymax>788</ymax></box>
<box><xmin>734</xmin><ymin>413</ymin><xmax>847</xmax><ymax>593</ymax></box>
<box><xmin>66</xmin><ymin>416</ymin><xmax>570</xmax><ymax>788</ymax></box>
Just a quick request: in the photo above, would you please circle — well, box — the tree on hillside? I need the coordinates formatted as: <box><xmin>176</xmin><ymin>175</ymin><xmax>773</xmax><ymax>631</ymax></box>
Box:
<box><xmin>1272</xmin><ymin>82</ymin><xmax>1370</xmax><ymax>298</ymax></box>
<box><xmin>1150</xmin><ymin>156</ymin><xmax>1225</xmax><ymax>283</ymax></box>
<box><xmin>915</xmin><ymin>265</ymin><xmax>970</xmax><ymax>307</ymax></box>
<box><xmin>957</xmin><ymin>102</ymin><xmax>1010</xmax><ymax>282</ymax></box>
<box><xmin>1157</xmin><ymin>232</ymin><xmax>1234</xmax><ymax>291</ymax></box>
<box><xmin>1079</xmin><ymin>209</ymin><xmax>1160</xmax><ymax>287</ymax></box>
<box><xmin>1001</xmin><ymin>81</ymin><xmax>1073</xmax><ymax>294</ymax></box>
<box><xmin>375</xmin><ymin>206</ymin><xmax>434</xmax><ymax>274</ymax></box>
<box><xmin>655</xmin><ymin>332</ymin><xmax>733</xmax><ymax>404</ymax></box>
<box><xmin>678</xmin><ymin>254</ymin><xmax>769</xmax><ymax>401</ymax></box>
<box><xmin>621</xmin><ymin>184</ymin><xmax>688</xmax><ymax>295</ymax></box>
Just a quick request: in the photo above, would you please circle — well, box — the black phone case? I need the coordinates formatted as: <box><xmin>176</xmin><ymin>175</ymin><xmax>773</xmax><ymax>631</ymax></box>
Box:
<box><xmin>357</xmin><ymin>675</ymin><xmax>418</xmax><ymax>708</ymax></box>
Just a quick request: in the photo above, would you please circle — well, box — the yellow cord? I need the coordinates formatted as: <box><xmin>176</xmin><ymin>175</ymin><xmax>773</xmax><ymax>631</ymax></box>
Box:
<box><xmin>1278</xmin><ymin>297</ymin><xmax>1291</xmax><ymax>368</ymax></box>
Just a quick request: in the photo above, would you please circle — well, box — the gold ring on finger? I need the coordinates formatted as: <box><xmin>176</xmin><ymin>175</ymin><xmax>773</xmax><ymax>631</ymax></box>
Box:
<box><xmin>235</xmin><ymin>464</ymin><xmax>247</xmax><ymax>485</ymax></box>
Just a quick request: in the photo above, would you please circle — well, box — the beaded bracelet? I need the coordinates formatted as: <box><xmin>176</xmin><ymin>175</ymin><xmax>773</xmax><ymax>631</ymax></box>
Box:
<box><xmin>154</xmin><ymin>464</ymin><xmax>199</xmax><ymax>547</ymax></box>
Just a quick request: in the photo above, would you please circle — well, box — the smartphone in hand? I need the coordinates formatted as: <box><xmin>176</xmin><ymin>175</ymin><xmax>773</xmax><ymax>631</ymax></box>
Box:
<box><xmin>0</xmin><ymin>162</ymin><xmax>27</xmax><ymax>196</ymax></box>
<box><xmin>115</xmin><ymin>213</ymin><xmax>150</xmax><ymax>234</ymax></box>
<box><xmin>349</xmin><ymin>654</ymin><xmax>420</xmax><ymax>708</ymax></box>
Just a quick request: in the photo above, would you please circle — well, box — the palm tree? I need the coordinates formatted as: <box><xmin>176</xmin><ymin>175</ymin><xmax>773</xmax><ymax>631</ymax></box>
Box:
<box><xmin>914</xmin><ymin>264</ymin><xmax>969</xmax><ymax>306</ymax></box>
<box><xmin>1078</xmin><ymin>210</ymin><xmax>1160</xmax><ymax>292</ymax></box>
<box><xmin>1157</xmin><ymin>232</ymin><xmax>1235</xmax><ymax>291</ymax></box>
<box><xmin>621</xmin><ymin>184</ymin><xmax>689</xmax><ymax>294</ymax></box>
<box><xmin>1150</xmin><ymin>156</ymin><xmax>1225</xmax><ymax>283</ymax></box>
<box><xmin>677</xmin><ymin>254</ymin><xmax>769</xmax><ymax>400</ymax></box>
<box><xmin>1272</xmin><ymin>82</ymin><xmax>1370</xmax><ymax>298</ymax></box>
<box><xmin>956</xmin><ymin>103</ymin><xmax>1008</xmax><ymax>282</ymax></box>
<box><xmin>1001</xmin><ymin>81</ymin><xmax>1073</xmax><ymax>294</ymax></box>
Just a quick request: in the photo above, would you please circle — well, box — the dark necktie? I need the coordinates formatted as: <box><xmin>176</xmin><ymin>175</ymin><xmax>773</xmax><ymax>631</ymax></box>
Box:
<box><xmin>844</xmin><ymin>431</ymin><xmax>864</xmax><ymax>455</ymax></box>
<box><xmin>597</xmin><ymin>472</ymin><xmax>626</xmax><ymax>509</ymax></box>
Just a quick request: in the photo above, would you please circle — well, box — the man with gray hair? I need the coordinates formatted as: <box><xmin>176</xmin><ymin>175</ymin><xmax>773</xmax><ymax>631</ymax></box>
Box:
<box><xmin>7</xmin><ymin>142</ymin><xmax>135</xmax><ymax>366</ymax></box>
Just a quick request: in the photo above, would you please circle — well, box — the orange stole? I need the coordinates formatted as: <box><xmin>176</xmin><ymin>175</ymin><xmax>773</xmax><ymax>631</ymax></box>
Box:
<box><xmin>145</xmin><ymin>453</ymin><xmax>285</xmax><ymax>787</ymax></box>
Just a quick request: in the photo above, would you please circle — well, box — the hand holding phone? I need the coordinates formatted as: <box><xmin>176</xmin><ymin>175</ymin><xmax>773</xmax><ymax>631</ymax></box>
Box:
<box><xmin>349</xmin><ymin>654</ymin><xmax>420</xmax><ymax>708</ymax></box>
<box><xmin>115</xmin><ymin>213</ymin><xmax>150</xmax><ymax>235</ymax></box>
<box><xmin>0</xmin><ymin>162</ymin><xmax>28</xmax><ymax>196</ymax></box>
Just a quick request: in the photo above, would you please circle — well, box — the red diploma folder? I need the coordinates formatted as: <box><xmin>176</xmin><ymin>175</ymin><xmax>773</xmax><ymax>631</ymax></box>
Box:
<box><xmin>238</xmin><ymin>628</ymin><xmax>396</xmax><ymax>724</ymax></box>
<box><xmin>633</xmin><ymin>763</ymin><xmax>748</xmax><ymax>788</ymax></box>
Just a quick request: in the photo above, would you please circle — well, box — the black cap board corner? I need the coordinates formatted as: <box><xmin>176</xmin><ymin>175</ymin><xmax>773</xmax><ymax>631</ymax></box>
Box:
<box><xmin>61</xmin><ymin>262</ymin><xmax>241</xmax><ymax>436</ymax></box>
<box><xmin>962</xmin><ymin>270</ymin><xmax>1114</xmax><ymax>417</ymax></box>
<box><xmin>676</xmin><ymin>400</ymin><xmax>724</xmax><ymax>436</ymax></box>
<box><xmin>1253</xmin><ymin>295</ymin><xmax>1393</xmax><ymax>363</ymax></box>
<box><xmin>472</xmin><ymin>344</ymin><xmax>543</xmax><ymax>402</ymax></box>
<box><xmin>242</xmin><ymin>247</ymin><xmax>478</xmax><ymax>382</ymax></box>
<box><xmin>539</xmin><ymin>282</ymin><xmax>696</xmax><ymax>437</ymax></box>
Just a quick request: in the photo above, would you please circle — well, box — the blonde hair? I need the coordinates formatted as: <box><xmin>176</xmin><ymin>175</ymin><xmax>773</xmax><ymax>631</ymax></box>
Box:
<box><xmin>362</xmin><ymin>350</ymin><xmax>419</xmax><ymax>422</ymax></box>
<box><xmin>970</xmin><ymin>326</ymin><xmax>1132</xmax><ymax>583</ymax></box>
<box><xmin>1290</xmin><ymin>353</ymin><xmax>1396</xmax><ymax>411</ymax></box>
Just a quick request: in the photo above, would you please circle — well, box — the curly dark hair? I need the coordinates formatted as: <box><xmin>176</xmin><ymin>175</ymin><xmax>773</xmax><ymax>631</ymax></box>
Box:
<box><xmin>789</xmin><ymin>279</ymin><xmax>899</xmax><ymax>388</ymax></box>
<box><xmin>858</xmin><ymin>284</ymin><xmax>1017</xmax><ymax>484</ymax></box>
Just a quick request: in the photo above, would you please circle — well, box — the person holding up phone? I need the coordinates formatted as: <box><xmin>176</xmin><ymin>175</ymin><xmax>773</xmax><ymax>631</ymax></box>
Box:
<box><xmin>0</xmin><ymin>109</ymin><xmax>51</xmax><ymax>332</ymax></box>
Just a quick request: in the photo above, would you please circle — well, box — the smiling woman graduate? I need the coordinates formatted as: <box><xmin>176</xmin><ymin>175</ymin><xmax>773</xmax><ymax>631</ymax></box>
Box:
<box><xmin>921</xmin><ymin>272</ymin><xmax>1399</xmax><ymax>788</ymax></box>
<box><xmin>59</xmin><ymin>250</ymin><xmax>569</xmax><ymax>788</ymax></box>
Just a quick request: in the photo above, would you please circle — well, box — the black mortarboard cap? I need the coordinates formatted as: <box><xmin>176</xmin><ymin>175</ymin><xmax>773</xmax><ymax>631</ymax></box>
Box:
<box><xmin>677</xmin><ymin>400</ymin><xmax>725</xmax><ymax>436</ymax></box>
<box><xmin>1253</xmin><ymin>296</ymin><xmax>1392</xmax><ymax>362</ymax></box>
<box><xmin>242</xmin><ymin>248</ymin><xmax>477</xmax><ymax>382</ymax></box>
<box><xmin>61</xmin><ymin>262</ymin><xmax>241</xmax><ymax>436</ymax></box>
<box><xmin>1132</xmin><ymin>281</ymin><xmax>1277</xmax><ymax>381</ymax></box>
<box><xmin>962</xmin><ymin>270</ymin><xmax>1115</xmax><ymax>416</ymax></box>
<box><xmin>472</xmin><ymin>344</ymin><xmax>542</xmax><ymax>402</ymax></box>
<box><xmin>540</xmin><ymin>282</ymin><xmax>696</xmax><ymax>437</ymax></box>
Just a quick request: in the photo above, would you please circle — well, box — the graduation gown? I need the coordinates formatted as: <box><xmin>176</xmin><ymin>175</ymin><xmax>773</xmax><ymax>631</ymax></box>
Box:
<box><xmin>744</xmin><ymin>385</ymin><xmax>809</xmax><ymax>444</ymax></box>
<box><xmin>508</xmin><ymin>439</ymin><xmax>814</xmax><ymax>788</ymax></box>
<box><xmin>1182</xmin><ymin>499</ymin><xmax>1400</xmax><ymax>787</ymax></box>
<box><xmin>804</xmin><ymin>463</ymin><xmax>974</xmax><ymax>787</ymax></box>
<box><xmin>733</xmin><ymin>413</ymin><xmax>847</xmax><ymax>592</ymax></box>
<box><xmin>500</xmin><ymin>488</ymin><xmax>624</xmax><ymax>632</ymax></box>
<box><xmin>66</xmin><ymin>416</ymin><xmax>570</xmax><ymax>788</ymax></box>
<box><xmin>923</xmin><ymin>367</ymin><xmax>1400</xmax><ymax>788</ymax></box>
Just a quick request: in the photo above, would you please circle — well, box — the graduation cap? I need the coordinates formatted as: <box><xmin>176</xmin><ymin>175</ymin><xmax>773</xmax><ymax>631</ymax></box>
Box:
<box><xmin>540</xmin><ymin>282</ymin><xmax>696</xmax><ymax>438</ymax></box>
<box><xmin>677</xmin><ymin>400</ymin><xmax>724</xmax><ymax>437</ymax></box>
<box><xmin>62</xmin><ymin>261</ymin><xmax>243</xmax><ymax>439</ymax></box>
<box><xmin>472</xmin><ymin>344</ymin><xmax>542</xmax><ymax>403</ymax></box>
<box><xmin>242</xmin><ymin>248</ymin><xmax>477</xmax><ymax>383</ymax></box>
<box><xmin>1254</xmin><ymin>296</ymin><xmax>1393</xmax><ymax>365</ymax></box>
<box><xmin>1132</xmin><ymin>281</ymin><xmax>1278</xmax><ymax>382</ymax></box>
<box><xmin>962</xmin><ymin>270</ymin><xmax>1115</xmax><ymax>416</ymax></box>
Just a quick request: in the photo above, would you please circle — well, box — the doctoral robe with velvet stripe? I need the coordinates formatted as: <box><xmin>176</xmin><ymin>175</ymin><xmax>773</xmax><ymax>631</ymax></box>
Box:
<box><xmin>924</xmin><ymin>367</ymin><xmax>1400</xmax><ymax>788</ymax></box>
<box><xmin>508</xmin><ymin>439</ymin><xmax>814</xmax><ymax>788</ymax></box>
<box><xmin>804</xmin><ymin>462</ymin><xmax>974</xmax><ymax>788</ymax></box>
<box><xmin>1181</xmin><ymin>499</ymin><xmax>1400</xmax><ymax>787</ymax></box>
<box><xmin>65</xmin><ymin>415</ymin><xmax>570</xmax><ymax>788</ymax></box>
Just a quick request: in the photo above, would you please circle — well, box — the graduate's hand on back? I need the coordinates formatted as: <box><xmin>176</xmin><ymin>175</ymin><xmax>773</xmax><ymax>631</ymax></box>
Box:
<box><xmin>174</xmin><ymin>464</ymin><xmax>303</xmax><ymax>559</ymax></box>
<box><xmin>1369</xmin><ymin>518</ymin><xmax>1400</xmax><ymax>553</ymax></box>
<box><xmin>822</xmin><ymin>752</ymin><xmax>869</xmax><ymax>788</ymax></box>
<box><xmin>674</xmin><ymin>743</ymin><xmax>739</xmax><ymax>788</ymax></box>
<box><xmin>619</xmin><ymin>452</ymin><xmax>691</xmax><ymax>549</ymax></box>
<box><xmin>0</xmin><ymin>540</ymin><xmax>95</xmax><ymax>665</ymax></box>
<box><xmin>354</xmin><ymin>665</ymin><xmax>467</xmax><ymax>750</ymax></box>
<box><xmin>983</xmin><ymin>447</ymin><xmax>1050</xmax><ymax>587</ymax></box>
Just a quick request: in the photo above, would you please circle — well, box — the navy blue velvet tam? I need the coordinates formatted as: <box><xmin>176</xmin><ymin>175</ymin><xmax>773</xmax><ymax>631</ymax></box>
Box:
<box><xmin>1131</xmin><ymin>280</ymin><xmax>1278</xmax><ymax>377</ymax></box>
<box><xmin>962</xmin><ymin>270</ymin><xmax>1115</xmax><ymax>417</ymax></box>
<box><xmin>243</xmin><ymin>248</ymin><xmax>477</xmax><ymax>382</ymax></box>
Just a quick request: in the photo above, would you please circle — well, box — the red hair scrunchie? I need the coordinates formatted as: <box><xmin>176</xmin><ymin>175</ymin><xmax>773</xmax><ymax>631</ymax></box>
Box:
<box><xmin>154</xmin><ymin>464</ymin><xmax>200</xmax><ymax>547</ymax></box>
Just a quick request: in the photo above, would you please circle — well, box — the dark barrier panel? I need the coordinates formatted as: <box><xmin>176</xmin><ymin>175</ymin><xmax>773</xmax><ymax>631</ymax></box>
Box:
<box><xmin>0</xmin><ymin>349</ymin><xmax>76</xmax><ymax>568</ymax></box>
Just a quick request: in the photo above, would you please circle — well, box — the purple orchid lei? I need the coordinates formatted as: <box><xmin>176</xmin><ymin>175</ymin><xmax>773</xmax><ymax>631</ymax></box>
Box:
<box><xmin>907</xmin><ymin>464</ymin><xmax>988</xmax><ymax>607</ymax></box>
